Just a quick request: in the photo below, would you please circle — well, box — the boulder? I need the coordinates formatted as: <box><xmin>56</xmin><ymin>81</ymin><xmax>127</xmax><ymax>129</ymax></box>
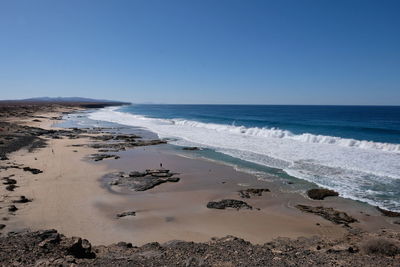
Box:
<box><xmin>65</xmin><ymin>237</ymin><xmax>96</xmax><ymax>259</ymax></box>
<box><xmin>307</xmin><ymin>188</ymin><xmax>339</xmax><ymax>200</ymax></box>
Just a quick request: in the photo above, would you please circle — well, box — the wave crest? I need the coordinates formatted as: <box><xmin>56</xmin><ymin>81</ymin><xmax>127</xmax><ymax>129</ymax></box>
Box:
<box><xmin>168</xmin><ymin>118</ymin><xmax>400</xmax><ymax>153</ymax></box>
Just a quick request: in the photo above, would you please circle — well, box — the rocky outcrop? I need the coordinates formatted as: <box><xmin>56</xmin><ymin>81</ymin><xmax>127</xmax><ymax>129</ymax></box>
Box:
<box><xmin>296</xmin><ymin>205</ymin><xmax>358</xmax><ymax>225</ymax></box>
<box><xmin>307</xmin><ymin>188</ymin><xmax>339</xmax><ymax>200</ymax></box>
<box><xmin>376</xmin><ymin>206</ymin><xmax>400</xmax><ymax>217</ymax></box>
<box><xmin>238</xmin><ymin>188</ymin><xmax>270</xmax><ymax>198</ymax></box>
<box><xmin>207</xmin><ymin>199</ymin><xmax>253</xmax><ymax>210</ymax></box>
<box><xmin>89</xmin><ymin>139</ymin><xmax>167</xmax><ymax>152</ymax></box>
<box><xmin>90</xmin><ymin>154</ymin><xmax>120</xmax><ymax>161</ymax></box>
<box><xmin>107</xmin><ymin>169</ymin><xmax>180</xmax><ymax>191</ymax></box>
<box><xmin>2</xmin><ymin>229</ymin><xmax>399</xmax><ymax>266</ymax></box>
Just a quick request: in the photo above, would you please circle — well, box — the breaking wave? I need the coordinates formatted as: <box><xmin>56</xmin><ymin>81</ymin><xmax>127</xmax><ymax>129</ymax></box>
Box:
<box><xmin>88</xmin><ymin>107</ymin><xmax>400</xmax><ymax>211</ymax></box>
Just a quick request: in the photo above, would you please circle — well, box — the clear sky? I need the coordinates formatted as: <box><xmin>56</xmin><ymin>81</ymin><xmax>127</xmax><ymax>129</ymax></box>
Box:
<box><xmin>1</xmin><ymin>0</ymin><xmax>399</xmax><ymax>105</ymax></box>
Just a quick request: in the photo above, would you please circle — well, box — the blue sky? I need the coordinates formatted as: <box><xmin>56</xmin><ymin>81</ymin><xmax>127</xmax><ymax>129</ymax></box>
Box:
<box><xmin>0</xmin><ymin>0</ymin><xmax>399</xmax><ymax>104</ymax></box>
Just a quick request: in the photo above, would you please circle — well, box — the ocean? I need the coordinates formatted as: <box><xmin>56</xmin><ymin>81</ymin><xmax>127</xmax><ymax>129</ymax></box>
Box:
<box><xmin>88</xmin><ymin>105</ymin><xmax>400</xmax><ymax>211</ymax></box>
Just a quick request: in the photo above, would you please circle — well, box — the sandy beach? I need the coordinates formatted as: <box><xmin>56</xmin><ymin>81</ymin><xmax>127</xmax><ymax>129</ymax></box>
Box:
<box><xmin>1</xmin><ymin>103</ymin><xmax>399</xmax><ymax>266</ymax></box>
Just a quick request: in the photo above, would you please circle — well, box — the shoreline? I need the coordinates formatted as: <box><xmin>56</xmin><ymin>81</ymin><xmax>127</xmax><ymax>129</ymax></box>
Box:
<box><xmin>1</xmin><ymin>103</ymin><xmax>399</xmax><ymax>265</ymax></box>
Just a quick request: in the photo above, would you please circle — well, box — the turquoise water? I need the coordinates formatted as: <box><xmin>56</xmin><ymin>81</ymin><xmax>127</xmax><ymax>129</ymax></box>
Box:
<box><xmin>85</xmin><ymin>105</ymin><xmax>400</xmax><ymax>211</ymax></box>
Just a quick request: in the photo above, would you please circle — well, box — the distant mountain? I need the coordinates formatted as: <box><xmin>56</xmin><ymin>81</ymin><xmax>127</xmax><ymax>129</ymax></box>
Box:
<box><xmin>22</xmin><ymin>97</ymin><xmax>129</xmax><ymax>104</ymax></box>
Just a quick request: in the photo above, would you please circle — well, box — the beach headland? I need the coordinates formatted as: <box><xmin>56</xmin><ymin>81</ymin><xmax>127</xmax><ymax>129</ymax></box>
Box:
<box><xmin>0</xmin><ymin>102</ymin><xmax>399</xmax><ymax>266</ymax></box>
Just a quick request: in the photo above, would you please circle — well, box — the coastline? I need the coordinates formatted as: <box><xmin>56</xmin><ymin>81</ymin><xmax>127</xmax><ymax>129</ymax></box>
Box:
<box><xmin>1</xmin><ymin>103</ymin><xmax>399</xmax><ymax>265</ymax></box>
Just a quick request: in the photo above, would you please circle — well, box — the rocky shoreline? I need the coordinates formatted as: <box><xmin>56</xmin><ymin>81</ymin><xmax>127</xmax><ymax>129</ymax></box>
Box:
<box><xmin>1</xmin><ymin>102</ymin><xmax>399</xmax><ymax>266</ymax></box>
<box><xmin>1</xmin><ymin>228</ymin><xmax>399</xmax><ymax>266</ymax></box>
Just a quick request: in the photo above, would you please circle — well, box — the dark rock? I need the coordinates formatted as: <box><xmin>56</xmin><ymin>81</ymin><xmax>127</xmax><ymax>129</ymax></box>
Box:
<box><xmin>307</xmin><ymin>188</ymin><xmax>339</xmax><ymax>200</ymax></box>
<box><xmin>22</xmin><ymin>167</ymin><xmax>43</xmax><ymax>174</ymax></box>
<box><xmin>89</xmin><ymin>138</ymin><xmax>166</xmax><ymax>151</ymax></box>
<box><xmin>12</xmin><ymin>196</ymin><xmax>31</xmax><ymax>203</ymax></box>
<box><xmin>116</xmin><ymin>211</ymin><xmax>136</xmax><ymax>218</ymax></box>
<box><xmin>91</xmin><ymin>154</ymin><xmax>120</xmax><ymax>161</ymax></box>
<box><xmin>150</xmin><ymin>172</ymin><xmax>173</xmax><ymax>178</ymax></box>
<box><xmin>207</xmin><ymin>199</ymin><xmax>253</xmax><ymax>210</ymax></box>
<box><xmin>2</xmin><ymin>178</ymin><xmax>17</xmax><ymax>185</ymax></box>
<box><xmin>146</xmin><ymin>169</ymin><xmax>170</xmax><ymax>174</ymax></box>
<box><xmin>109</xmin><ymin>180</ymin><xmax>119</xmax><ymax>186</ymax></box>
<box><xmin>38</xmin><ymin>230</ymin><xmax>61</xmax><ymax>247</ymax></box>
<box><xmin>129</xmin><ymin>171</ymin><xmax>147</xmax><ymax>177</ymax></box>
<box><xmin>0</xmin><ymin>224</ymin><xmax>5</xmax><ymax>230</ymax></box>
<box><xmin>167</xmin><ymin>177</ymin><xmax>180</xmax><ymax>183</ymax></box>
<box><xmin>348</xmin><ymin>246</ymin><xmax>356</xmax><ymax>253</ymax></box>
<box><xmin>296</xmin><ymin>205</ymin><xmax>357</xmax><ymax>225</ymax></box>
<box><xmin>65</xmin><ymin>237</ymin><xmax>96</xmax><ymax>259</ymax></box>
<box><xmin>182</xmin><ymin>147</ymin><xmax>200</xmax><ymax>151</ymax></box>
<box><xmin>0</xmin><ymin>227</ymin><xmax>400</xmax><ymax>266</ymax></box>
<box><xmin>5</xmin><ymin>184</ymin><xmax>17</xmax><ymax>191</ymax></box>
<box><xmin>134</xmin><ymin>177</ymin><xmax>180</xmax><ymax>191</ymax></box>
<box><xmin>114</xmin><ymin>134</ymin><xmax>141</xmax><ymax>140</ymax></box>
<box><xmin>8</xmin><ymin>205</ymin><xmax>18</xmax><ymax>212</ymax></box>
<box><xmin>38</xmin><ymin>229</ymin><xmax>59</xmax><ymax>241</ymax></box>
<box><xmin>107</xmin><ymin>171</ymin><xmax>180</xmax><ymax>191</ymax></box>
<box><xmin>135</xmin><ymin>139</ymin><xmax>167</xmax><ymax>147</ymax></box>
<box><xmin>376</xmin><ymin>206</ymin><xmax>400</xmax><ymax>217</ymax></box>
<box><xmin>238</xmin><ymin>188</ymin><xmax>270</xmax><ymax>198</ymax></box>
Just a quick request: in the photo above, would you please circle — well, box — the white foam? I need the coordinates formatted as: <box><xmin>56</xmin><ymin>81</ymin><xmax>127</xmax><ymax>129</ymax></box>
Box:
<box><xmin>88</xmin><ymin>107</ymin><xmax>400</xmax><ymax>210</ymax></box>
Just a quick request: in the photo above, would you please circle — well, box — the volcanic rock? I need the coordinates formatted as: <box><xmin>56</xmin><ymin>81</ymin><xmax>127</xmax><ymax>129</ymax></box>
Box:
<box><xmin>296</xmin><ymin>205</ymin><xmax>357</xmax><ymax>225</ymax></box>
<box><xmin>207</xmin><ymin>199</ymin><xmax>253</xmax><ymax>210</ymax></box>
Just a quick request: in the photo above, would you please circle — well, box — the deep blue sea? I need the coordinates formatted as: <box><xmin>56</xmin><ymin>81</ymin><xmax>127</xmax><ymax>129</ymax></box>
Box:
<box><xmin>88</xmin><ymin>105</ymin><xmax>400</xmax><ymax>211</ymax></box>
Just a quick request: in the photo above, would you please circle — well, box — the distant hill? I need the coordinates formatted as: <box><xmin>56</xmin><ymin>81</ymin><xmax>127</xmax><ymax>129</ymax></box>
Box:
<box><xmin>0</xmin><ymin>97</ymin><xmax>130</xmax><ymax>108</ymax></box>
<box><xmin>21</xmin><ymin>97</ymin><xmax>129</xmax><ymax>104</ymax></box>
